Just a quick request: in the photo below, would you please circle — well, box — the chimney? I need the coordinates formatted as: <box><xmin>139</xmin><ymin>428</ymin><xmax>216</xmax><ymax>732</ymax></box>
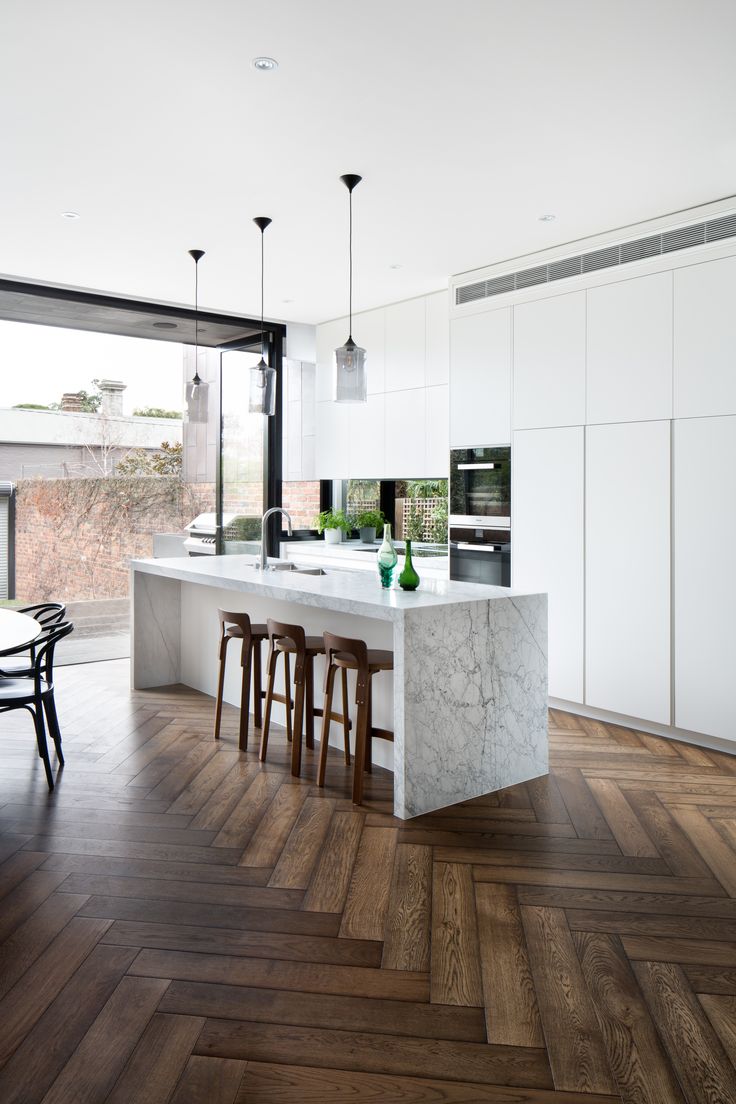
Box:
<box><xmin>60</xmin><ymin>393</ymin><xmax>84</xmax><ymax>412</ymax></box>
<box><xmin>97</xmin><ymin>379</ymin><xmax>126</xmax><ymax>417</ymax></box>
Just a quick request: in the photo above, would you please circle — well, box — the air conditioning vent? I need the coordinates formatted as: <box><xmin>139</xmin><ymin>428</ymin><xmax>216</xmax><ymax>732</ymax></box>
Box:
<box><xmin>455</xmin><ymin>208</ymin><xmax>736</xmax><ymax>305</ymax></box>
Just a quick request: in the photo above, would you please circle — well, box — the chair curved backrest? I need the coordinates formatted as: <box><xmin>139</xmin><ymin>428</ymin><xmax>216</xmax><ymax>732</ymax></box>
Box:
<box><xmin>31</xmin><ymin>621</ymin><xmax>74</xmax><ymax>690</ymax></box>
<box><xmin>19</xmin><ymin>603</ymin><xmax>66</xmax><ymax>628</ymax></box>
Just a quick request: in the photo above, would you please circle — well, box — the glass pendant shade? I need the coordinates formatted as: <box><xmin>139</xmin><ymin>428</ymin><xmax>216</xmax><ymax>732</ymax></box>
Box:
<box><xmin>334</xmin><ymin>336</ymin><xmax>367</xmax><ymax>403</ymax></box>
<box><xmin>249</xmin><ymin>358</ymin><xmax>277</xmax><ymax>415</ymax></box>
<box><xmin>185</xmin><ymin>375</ymin><xmax>209</xmax><ymax>423</ymax></box>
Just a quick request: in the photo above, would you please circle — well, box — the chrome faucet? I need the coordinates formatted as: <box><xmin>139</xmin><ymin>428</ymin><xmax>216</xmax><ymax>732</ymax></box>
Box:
<box><xmin>256</xmin><ymin>507</ymin><xmax>293</xmax><ymax>570</ymax></box>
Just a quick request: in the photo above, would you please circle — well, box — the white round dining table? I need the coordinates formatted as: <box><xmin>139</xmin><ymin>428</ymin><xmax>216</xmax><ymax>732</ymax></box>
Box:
<box><xmin>0</xmin><ymin>609</ymin><xmax>42</xmax><ymax>657</ymax></box>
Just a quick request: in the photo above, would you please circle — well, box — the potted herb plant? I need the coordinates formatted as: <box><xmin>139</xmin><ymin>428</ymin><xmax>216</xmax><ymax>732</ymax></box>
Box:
<box><xmin>354</xmin><ymin>508</ymin><xmax>385</xmax><ymax>544</ymax></box>
<box><xmin>314</xmin><ymin>508</ymin><xmax>352</xmax><ymax>545</ymax></box>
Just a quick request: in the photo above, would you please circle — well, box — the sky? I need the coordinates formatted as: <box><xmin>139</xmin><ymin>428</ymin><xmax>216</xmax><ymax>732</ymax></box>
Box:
<box><xmin>0</xmin><ymin>319</ymin><xmax>184</xmax><ymax>413</ymax></box>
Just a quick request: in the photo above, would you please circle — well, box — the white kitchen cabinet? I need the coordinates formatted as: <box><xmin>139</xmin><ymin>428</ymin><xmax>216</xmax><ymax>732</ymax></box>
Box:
<box><xmin>587</xmin><ymin>271</ymin><xmax>673</xmax><ymax>424</ymax></box>
<box><xmin>352</xmin><ymin>308</ymin><xmax>386</xmax><ymax>394</ymax></box>
<box><xmin>674</xmin><ymin>255</ymin><xmax>736</xmax><ymax>418</ymax></box>
<box><xmin>425</xmin><ymin>290</ymin><xmax>450</xmax><ymax>386</ymax></box>
<box><xmin>385</xmin><ymin>298</ymin><xmax>426</xmax><ymax>391</ymax></box>
<box><xmin>384</xmin><ymin>388</ymin><xmax>427</xmax><ymax>477</ymax></box>
<box><xmin>512</xmin><ymin>427</ymin><xmax>584</xmax><ymax>702</ymax></box>
<box><xmin>513</xmin><ymin>292</ymin><xmax>586</xmax><ymax>429</ymax></box>
<box><xmin>450</xmin><ymin>307</ymin><xmax>511</xmax><ymax>447</ymax></box>
<box><xmin>425</xmin><ymin>385</ymin><xmax>450</xmax><ymax>476</ymax></box>
<box><xmin>674</xmin><ymin>416</ymin><xmax>736</xmax><ymax>740</ymax></box>
<box><xmin>314</xmin><ymin>399</ymin><xmax>350</xmax><ymax>479</ymax></box>
<box><xmin>315</xmin><ymin>318</ymin><xmax>345</xmax><ymax>402</ymax></box>
<box><xmin>349</xmin><ymin>393</ymin><xmax>386</xmax><ymax>479</ymax></box>
<box><xmin>585</xmin><ymin>421</ymin><xmax>671</xmax><ymax>724</ymax></box>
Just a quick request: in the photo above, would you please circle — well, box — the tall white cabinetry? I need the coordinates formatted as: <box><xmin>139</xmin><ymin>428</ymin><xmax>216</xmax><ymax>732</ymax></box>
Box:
<box><xmin>585</xmin><ymin>421</ymin><xmax>671</xmax><ymax>725</ymax></box>
<box><xmin>674</xmin><ymin>416</ymin><xmax>736</xmax><ymax>739</ymax></box>
<box><xmin>674</xmin><ymin>255</ymin><xmax>736</xmax><ymax>418</ymax></box>
<box><xmin>513</xmin><ymin>292</ymin><xmax>585</xmax><ymax>429</ymax></box>
<box><xmin>450</xmin><ymin>308</ymin><xmax>511</xmax><ymax>447</ymax></box>
<box><xmin>512</xmin><ymin>427</ymin><xmax>584</xmax><ymax>702</ymax></box>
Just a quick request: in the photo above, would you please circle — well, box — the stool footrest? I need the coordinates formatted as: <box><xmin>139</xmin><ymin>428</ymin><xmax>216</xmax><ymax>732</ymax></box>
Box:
<box><xmin>313</xmin><ymin>705</ymin><xmax>352</xmax><ymax>729</ymax></box>
<box><xmin>370</xmin><ymin>726</ymin><xmax>394</xmax><ymax>742</ymax></box>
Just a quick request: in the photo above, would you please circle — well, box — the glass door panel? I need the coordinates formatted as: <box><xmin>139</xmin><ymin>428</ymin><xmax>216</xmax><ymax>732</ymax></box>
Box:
<box><xmin>218</xmin><ymin>348</ymin><xmax>266</xmax><ymax>555</ymax></box>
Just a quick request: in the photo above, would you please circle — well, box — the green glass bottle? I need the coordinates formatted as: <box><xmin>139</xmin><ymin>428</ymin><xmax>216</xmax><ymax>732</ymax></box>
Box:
<box><xmin>398</xmin><ymin>539</ymin><xmax>420</xmax><ymax>591</ymax></box>
<box><xmin>377</xmin><ymin>523</ymin><xmax>398</xmax><ymax>589</ymax></box>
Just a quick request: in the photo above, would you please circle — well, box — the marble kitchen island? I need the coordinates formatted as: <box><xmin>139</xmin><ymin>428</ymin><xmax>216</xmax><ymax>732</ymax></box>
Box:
<box><xmin>131</xmin><ymin>554</ymin><xmax>548</xmax><ymax>819</ymax></box>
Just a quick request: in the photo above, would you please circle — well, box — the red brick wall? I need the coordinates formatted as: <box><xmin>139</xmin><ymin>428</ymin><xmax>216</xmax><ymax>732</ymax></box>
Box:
<box><xmin>15</xmin><ymin>477</ymin><xmax>212</xmax><ymax>602</ymax></box>
<box><xmin>281</xmin><ymin>481</ymin><xmax>322</xmax><ymax>529</ymax></box>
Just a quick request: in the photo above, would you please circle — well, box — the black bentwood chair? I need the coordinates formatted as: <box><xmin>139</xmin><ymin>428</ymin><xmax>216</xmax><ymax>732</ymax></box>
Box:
<box><xmin>0</xmin><ymin>603</ymin><xmax>66</xmax><ymax>677</ymax></box>
<box><xmin>0</xmin><ymin>621</ymin><xmax>74</xmax><ymax>790</ymax></box>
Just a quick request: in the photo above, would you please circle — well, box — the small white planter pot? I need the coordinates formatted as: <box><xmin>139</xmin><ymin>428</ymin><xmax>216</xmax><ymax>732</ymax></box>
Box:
<box><xmin>324</xmin><ymin>528</ymin><xmax>342</xmax><ymax>545</ymax></box>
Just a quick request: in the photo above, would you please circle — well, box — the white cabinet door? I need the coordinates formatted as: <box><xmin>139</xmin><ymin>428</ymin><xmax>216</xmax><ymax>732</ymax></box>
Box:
<box><xmin>674</xmin><ymin>255</ymin><xmax>736</xmax><ymax>418</ymax></box>
<box><xmin>426</xmin><ymin>291</ymin><xmax>450</xmax><ymax>385</ymax></box>
<box><xmin>314</xmin><ymin>399</ymin><xmax>350</xmax><ymax>479</ymax></box>
<box><xmin>513</xmin><ymin>292</ymin><xmax>586</xmax><ymax>429</ymax></box>
<box><xmin>587</xmin><ymin>271</ymin><xmax>673</xmax><ymax>424</ymax></box>
<box><xmin>512</xmin><ymin>427</ymin><xmax>584</xmax><ymax>702</ymax></box>
<box><xmin>349</xmin><ymin>393</ymin><xmax>386</xmax><ymax>479</ymax></box>
<box><xmin>384</xmin><ymin>388</ymin><xmax>427</xmax><ymax>477</ymax></box>
<box><xmin>315</xmin><ymin>317</ymin><xmax>346</xmax><ymax>402</ymax></box>
<box><xmin>425</xmin><ymin>385</ymin><xmax>449</xmax><ymax>476</ymax></box>
<box><xmin>385</xmin><ymin>298</ymin><xmax>426</xmax><ymax>391</ymax></box>
<box><xmin>450</xmin><ymin>308</ymin><xmax>511</xmax><ymax>447</ymax></box>
<box><xmin>674</xmin><ymin>416</ymin><xmax>736</xmax><ymax>740</ymax></box>
<box><xmin>585</xmin><ymin>421</ymin><xmax>671</xmax><ymax>724</ymax></box>
<box><xmin>352</xmin><ymin>308</ymin><xmax>386</xmax><ymax>394</ymax></box>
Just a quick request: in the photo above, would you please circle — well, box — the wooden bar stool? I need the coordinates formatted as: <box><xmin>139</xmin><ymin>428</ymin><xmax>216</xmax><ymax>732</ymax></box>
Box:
<box><xmin>318</xmin><ymin>631</ymin><xmax>394</xmax><ymax>805</ymax></box>
<box><xmin>213</xmin><ymin>610</ymin><xmax>267</xmax><ymax>751</ymax></box>
<box><xmin>260</xmin><ymin>619</ymin><xmax>351</xmax><ymax>777</ymax></box>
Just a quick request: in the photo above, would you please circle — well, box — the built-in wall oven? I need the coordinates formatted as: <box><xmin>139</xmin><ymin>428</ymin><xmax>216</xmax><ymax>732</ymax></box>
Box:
<box><xmin>449</xmin><ymin>447</ymin><xmax>511</xmax><ymax>586</ymax></box>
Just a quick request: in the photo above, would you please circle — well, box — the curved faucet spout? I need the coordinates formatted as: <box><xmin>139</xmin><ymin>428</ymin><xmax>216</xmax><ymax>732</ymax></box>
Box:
<box><xmin>256</xmin><ymin>508</ymin><xmax>293</xmax><ymax>570</ymax></box>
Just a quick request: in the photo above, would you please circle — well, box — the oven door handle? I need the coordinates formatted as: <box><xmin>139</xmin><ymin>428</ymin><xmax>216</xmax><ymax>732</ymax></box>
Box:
<box><xmin>456</xmin><ymin>462</ymin><xmax>496</xmax><ymax>470</ymax></box>
<box><xmin>454</xmin><ymin>542</ymin><xmax>504</xmax><ymax>552</ymax></box>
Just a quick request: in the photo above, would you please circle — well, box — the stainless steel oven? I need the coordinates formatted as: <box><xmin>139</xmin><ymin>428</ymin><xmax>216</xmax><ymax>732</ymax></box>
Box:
<box><xmin>449</xmin><ymin>525</ymin><xmax>511</xmax><ymax>586</ymax></box>
<box><xmin>449</xmin><ymin>446</ymin><xmax>510</xmax><ymax>528</ymax></box>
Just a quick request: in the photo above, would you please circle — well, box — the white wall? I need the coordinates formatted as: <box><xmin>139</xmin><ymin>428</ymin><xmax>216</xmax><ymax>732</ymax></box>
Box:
<box><xmin>0</xmin><ymin>406</ymin><xmax>182</xmax><ymax>449</ymax></box>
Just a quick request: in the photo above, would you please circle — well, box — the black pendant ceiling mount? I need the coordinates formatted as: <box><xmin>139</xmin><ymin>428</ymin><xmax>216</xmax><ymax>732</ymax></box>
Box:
<box><xmin>249</xmin><ymin>216</ymin><xmax>276</xmax><ymax>416</ymax></box>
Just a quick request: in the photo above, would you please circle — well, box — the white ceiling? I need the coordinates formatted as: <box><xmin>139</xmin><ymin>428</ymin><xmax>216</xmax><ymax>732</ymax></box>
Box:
<box><xmin>3</xmin><ymin>0</ymin><xmax>736</xmax><ymax>327</ymax></box>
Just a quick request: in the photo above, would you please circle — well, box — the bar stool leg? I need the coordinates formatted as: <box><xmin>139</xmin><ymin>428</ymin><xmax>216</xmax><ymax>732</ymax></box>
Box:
<box><xmin>213</xmin><ymin>635</ymin><xmax>230</xmax><ymax>741</ymax></box>
<box><xmin>305</xmin><ymin>658</ymin><xmax>315</xmax><ymax>750</ymax></box>
<box><xmin>364</xmin><ymin>679</ymin><xmax>373</xmax><ymax>773</ymax></box>
<box><xmin>252</xmin><ymin>639</ymin><xmax>263</xmax><ymax>729</ymax></box>
<box><xmin>239</xmin><ymin>640</ymin><xmax>251</xmax><ymax>752</ymax></box>
<box><xmin>341</xmin><ymin>667</ymin><xmax>351</xmax><ymax>765</ymax></box>
<box><xmin>283</xmin><ymin>652</ymin><xmax>293</xmax><ymax>744</ymax></box>
<box><xmin>352</xmin><ymin>697</ymin><xmax>369</xmax><ymax>806</ymax></box>
<box><xmin>259</xmin><ymin>646</ymin><xmax>279</xmax><ymax>761</ymax></box>
<box><xmin>291</xmin><ymin>668</ymin><xmax>306</xmax><ymax>777</ymax></box>
<box><xmin>317</xmin><ymin>663</ymin><xmax>337</xmax><ymax>787</ymax></box>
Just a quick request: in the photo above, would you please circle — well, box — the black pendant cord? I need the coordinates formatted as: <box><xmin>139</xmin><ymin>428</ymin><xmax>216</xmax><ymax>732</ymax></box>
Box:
<box><xmin>188</xmin><ymin>249</ymin><xmax>205</xmax><ymax>385</ymax></box>
<box><xmin>348</xmin><ymin>185</ymin><xmax>353</xmax><ymax>340</ymax></box>
<box><xmin>260</xmin><ymin>226</ymin><xmax>265</xmax><ymax>364</ymax></box>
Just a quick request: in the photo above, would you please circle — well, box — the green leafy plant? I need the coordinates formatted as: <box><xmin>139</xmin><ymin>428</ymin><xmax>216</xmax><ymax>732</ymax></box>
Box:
<box><xmin>354</xmin><ymin>508</ymin><xmax>385</xmax><ymax>531</ymax></box>
<box><xmin>116</xmin><ymin>441</ymin><xmax>183</xmax><ymax>477</ymax></box>
<box><xmin>406</xmin><ymin>503</ymin><xmax>424</xmax><ymax>541</ymax></box>
<box><xmin>133</xmin><ymin>406</ymin><xmax>181</xmax><ymax>419</ymax></box>
<box><xmin>314</xmin><ymin>508</ymin><xmax>352</xmax><ymax>534</ymax></box>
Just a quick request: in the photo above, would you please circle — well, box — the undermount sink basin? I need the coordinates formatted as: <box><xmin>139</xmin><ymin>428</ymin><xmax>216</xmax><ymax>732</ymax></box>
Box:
<box><xmin>263</xmin><ymin>562</ymin><xmax>328</xmax><ymax>576</ymax></box>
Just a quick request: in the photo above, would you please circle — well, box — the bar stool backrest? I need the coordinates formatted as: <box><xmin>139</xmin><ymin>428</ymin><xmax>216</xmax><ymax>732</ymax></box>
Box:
<box><xmin>267</xmin><ymin>619</ymin><xmax>307</xmax><ymax>679</ymax></box>
<box><xmin>322</xmin><ymin>631</ymin><xmax>370</xmax><ymax>704</ymax></box>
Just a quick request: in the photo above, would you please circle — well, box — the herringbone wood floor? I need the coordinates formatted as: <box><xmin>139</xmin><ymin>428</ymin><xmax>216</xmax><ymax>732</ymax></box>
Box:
<box><xmin>0</xmin><ymin>660</ymin><xmax>735</xmax><ymax>1102</ymax></box>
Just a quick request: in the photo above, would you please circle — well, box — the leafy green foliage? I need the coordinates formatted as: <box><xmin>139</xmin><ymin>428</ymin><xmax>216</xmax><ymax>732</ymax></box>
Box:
<box><xmin>133</xmin><ymin>406</ymin><xmax>181</xmax><ymax>419</ymax></box>
<box><xmin>115</xmin><ymin>441</ymin><xmax>183</xmax><ymax>477</ymax></box>
<box><xmin>314</xmin><ymin>508</ymin><xmax>352</xmax><ymax>534</ymax></box>
<box><xmin>354</xmin><ymin>508</ymin><xmax>385</xmax><ymax>530</ymax></box>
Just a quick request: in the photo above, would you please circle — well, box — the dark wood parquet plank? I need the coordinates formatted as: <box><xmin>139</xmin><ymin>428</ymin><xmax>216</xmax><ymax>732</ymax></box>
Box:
<box><xmin>339</xmin><ymin>826</ymin><xmax>398</xmax><ymax>940</ymax></box>
<box><xmin>169</xmin><ymin>1055</ymin><xmax>246</xmax><ymax>1104</ymax></box>
<box><xmin>268</xmin><ymin>796</ymin><xmax>334</xmax><ymax>889</ymax></box>
<box><xmin>302</xmin><ymin>808</ymin><xmax>364</xmax><ymax>913</ymax></box>
<box><xmin>105</xmin><ymin>1012</ymin><xmax>206</xmax><ymax>1104</ymax></box>
<box><xmin>632</xmin><ymin>959</ymin><xmax>736</xmax><ymax>1104</ymax></box>
<box><xmin>381</xmin><ymin>843</ymin><xmax>432</xmax><ymax>972</ymax></box>
<box><xmin>430</xmin><ymin>861</ymin><xmax>483</xmax><ymax>1007</ymax></box>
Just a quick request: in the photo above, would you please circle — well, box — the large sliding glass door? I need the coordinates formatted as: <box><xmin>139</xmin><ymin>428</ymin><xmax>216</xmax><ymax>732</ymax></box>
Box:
<box><xmin>217</xmin><ymin>347</ymin><xmax>268</xmax><ymax>555</ymax></box>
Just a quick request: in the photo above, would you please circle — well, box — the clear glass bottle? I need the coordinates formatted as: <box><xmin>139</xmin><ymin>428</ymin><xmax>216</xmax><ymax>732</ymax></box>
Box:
<box><xmin>377</xmin><ymin>523</ymin><xmax>398</xmax><ymax>589</ymax></box>
<box><xmin>398</xmin><ymin>538</ymin><xmax>420</xmax><ymax>591</ymax></box>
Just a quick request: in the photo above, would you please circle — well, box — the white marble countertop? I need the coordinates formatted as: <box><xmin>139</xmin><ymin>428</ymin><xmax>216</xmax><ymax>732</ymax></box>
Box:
<box><xmin>131</xmin><ymin>553</ymin><xmax>541</xmax><ymax>624</ymax></box>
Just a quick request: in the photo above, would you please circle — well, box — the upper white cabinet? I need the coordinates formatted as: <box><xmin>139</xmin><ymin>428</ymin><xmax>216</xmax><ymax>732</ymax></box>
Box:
<box><xmin>587</xmin><ymin>271</ymin><xmax>673</xmax><ymax>425</ymax></box>
<box><xmin>385</xmin><ymin>298</ymin><xmax>426</xmax><ymax>391</ymax></box>
<box><xmin>674</xmin><ymin>255</ymin><xmax>736</xmax><ymax>418</ymax></box>
<box><xmin>315</xmin><ymin>318</ymin><xmax>344</xmax><ymax>403</ymax></box>
<box><xmin>426</xmin><ymin>291</ymin><xmax>450</xmax><ymax>386</ymax></box>
<box><xmin>314</xmin><ymin>399</ymin><xmax>349</xmax><ymax>479</ymax></box>
<box><xmin>674</xmin><ymin>415</ymin><xmax>736</xmax><ymax>741</ymax></box>
<box><xmin>450</xmin><ymin>308</ymin><xmax>511</xmax><ymax>447</ymax></box>
<box><xmin>384</xmin><ymin>388</ymin><xmax>427</xmax><ymax>477</ymax></box>
<box><xmin>425</xmin><ymin>385</ymin><xmax>450</xmax><ymax>476</ymax></box>
<box><xmin>352</xmin><ymin>308</ymin><xmax>386</xmax><ymax>395</ymax></box>
<box><xmin>513</xmin><ymin>292</ymin><xmax>586</xmax><ymax>429</ymax></box>
<box><xmin>585</xmin><ymin>420</ymin><xmax>671</xmax><ymax>724</ymax></box>
<box><xmin>349</xmin><ymin>393</ymin><xmax>386</xmax><ymax>479</ymax></box>
<box><xmin>512</xmin><ymin>426</ymin><xmax>584</xmax><ymax>702</ymax></box>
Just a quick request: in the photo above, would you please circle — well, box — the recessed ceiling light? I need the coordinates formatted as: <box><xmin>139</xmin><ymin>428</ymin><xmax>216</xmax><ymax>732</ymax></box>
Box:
<box><xmin>389</xmin><ymin>263</ymin><xmax>403</xmax><ymax>270</ymax></box>
<box><xmin>153</xmin><ymin>321</ymin><xmax>178</xmax><ymax>329</ymax></box>
<box><xmin>61</xmin><ymin>211</ymin><xmax>80</xmax><ymax>220</ymax></box>
<box><xmin>253</xmin><ymin>56</ymin><xmax>278</xmax><ymax>71</ymax></box>
<box><xmin>538</xmin><ymin>214</ymin><xmax>557</xmax><ymax>223</ymax></box>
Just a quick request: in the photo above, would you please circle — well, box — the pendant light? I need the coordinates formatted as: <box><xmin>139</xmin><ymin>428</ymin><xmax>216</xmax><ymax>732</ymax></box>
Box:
<box><xmin>184</xmin><ymin>248</ymin><xmax>208</xmax><ymax>423</ymax></box>
<box><xmin>249</xmin><ymin>216</ymin><xmax>276</xmax><ymax>416</ymax></box>
<box><xmin>334</xmin><ymin>173</ymin><xmax>367</xmax><ymax>403</ymax></box>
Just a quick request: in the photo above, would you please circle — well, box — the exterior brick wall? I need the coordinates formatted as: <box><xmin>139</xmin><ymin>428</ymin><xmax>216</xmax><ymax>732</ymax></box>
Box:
<box><xmin>282</xmin><ymin>481</ymin><xmax>322</xmax><ymax>530</ymax></box>
<box><xmin>15</xmin><ymin>477</ymin><xmax>212</xmax><ymax>602</ymax></box>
